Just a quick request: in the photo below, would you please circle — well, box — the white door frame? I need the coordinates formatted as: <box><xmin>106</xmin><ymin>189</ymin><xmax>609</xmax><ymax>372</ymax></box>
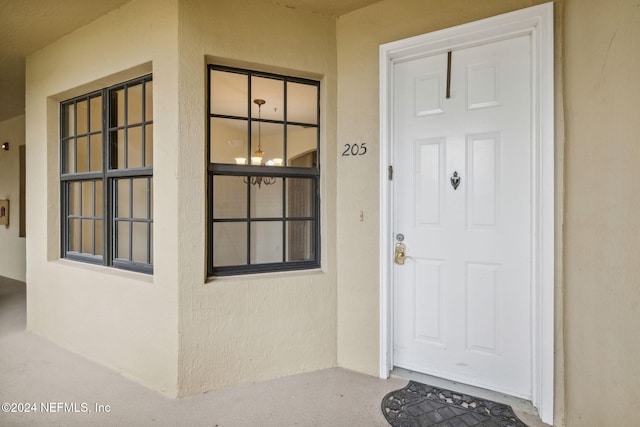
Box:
<box><xmin>378</xmin><ymin>3</ymin><xmax>554</xmax><ymax>424</ymax></box>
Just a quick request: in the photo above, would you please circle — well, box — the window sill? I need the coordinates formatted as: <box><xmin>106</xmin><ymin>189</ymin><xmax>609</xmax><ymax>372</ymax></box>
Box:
<box><xmin>205</xmin><ymin>267</ymin><xmax>324</xmax><ymax>284</ymax></box>
<box><xmin>52</xmin><ymin>258</ymin><xmax>154</xmax><ymax>285</ymax></box>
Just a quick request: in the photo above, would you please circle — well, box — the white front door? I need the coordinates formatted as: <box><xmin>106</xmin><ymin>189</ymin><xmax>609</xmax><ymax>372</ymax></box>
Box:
<box><xmin>392</xmin><ymin>34</ymin><xmax>533</xmax><ymax>398</ymax></box>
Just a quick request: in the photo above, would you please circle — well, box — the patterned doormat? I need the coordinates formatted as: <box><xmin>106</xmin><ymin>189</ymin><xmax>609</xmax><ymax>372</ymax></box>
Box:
<box><xmin>381</xmin><ymin>381</ymin><xmax>528</xmax><ymax>426</ymax></box>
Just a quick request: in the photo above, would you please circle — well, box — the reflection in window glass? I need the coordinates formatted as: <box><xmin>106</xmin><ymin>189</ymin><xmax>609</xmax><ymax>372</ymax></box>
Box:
<box><xmin>251</xmin><ymin>76</ymin><xmax>284</xmax><ymax>121</ymax></box>
<box><xmin>128</xmin><ymin>126</ymin><xmax>143</xmax><ymax>168</ymax></box>
<box><xmin>250</xmin><ymin>221</ymin><xmax>283</xmax><ymax>264</ymax></box>
<box><xmin>213</xmin><ymin>222</ymin><xmax>247</xmax><ymax>267</ymax></box>
<box><xmin>287</xmin><ymin>82</ymin><xmax>318</xmax><ymax>125</ymax></box>
<box><xmin>210</xmin><ymin>117</ymin><xmax>248</xmax><ymax>164</ymax></box>
<box><xmin>210</xmin><ymin>70</ymin><xmax>248</xmax><ymax>117</ymax></box>
<box><xmin>286</xmin><ymin>220</ymin><xmax>315</xmax><ymax>262</ymax></box>
<box><xmin>76</xmin><ymin>136</ymin><xmax>88</xmax><ymax>173</ymax></box>
<box><xmin>213</xmin><ymin>176</ymin><xmax>247</xmax><ymax>219</ymax></box>
<box><xmin>251</xmin><ymin>178</ymin><xmax>282</xmax><ymax>218</ymax></box>
<box><xmin>89</xmin><ymin>135</ymin><xmax>102</xmax><ymax>171</ymax></box>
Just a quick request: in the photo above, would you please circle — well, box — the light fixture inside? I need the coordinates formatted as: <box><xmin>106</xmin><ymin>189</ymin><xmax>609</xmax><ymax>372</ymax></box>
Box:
<box><xmin>243</xmin><ymin>98</ymin><xmax>276</xmax><ymax>188</ymax></box>
<box><xmin>1</xmin><ymin>142</ymin><xmax>8</xmax><ymax>151</ymax></box>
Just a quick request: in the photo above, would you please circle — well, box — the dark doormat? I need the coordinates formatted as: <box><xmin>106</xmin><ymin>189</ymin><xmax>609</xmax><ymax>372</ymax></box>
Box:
<box><xmin>381</xmin><ymin>381</ymin><xmax>528</xmax><ymax>427</ymax></box>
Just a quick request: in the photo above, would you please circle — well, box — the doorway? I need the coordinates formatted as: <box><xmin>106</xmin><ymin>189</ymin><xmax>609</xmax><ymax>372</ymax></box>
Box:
<box><xmin>379</xmin><ymin>3</ymin><xmax>554</xmax><ymax>423</ymax></box>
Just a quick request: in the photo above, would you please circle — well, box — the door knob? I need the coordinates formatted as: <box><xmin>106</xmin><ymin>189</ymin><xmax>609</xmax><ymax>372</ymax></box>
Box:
<box><xmin>394</xmin><ymin>242</ymin><xmax>412</xmax><ymax>265</ymax></box>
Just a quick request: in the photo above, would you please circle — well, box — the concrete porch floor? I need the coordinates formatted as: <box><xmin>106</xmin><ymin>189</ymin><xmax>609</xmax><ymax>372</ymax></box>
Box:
<box><xmin>0</xmin><ymin>276</ymin><xmax>549</xmax><ymax>426</ymax></box>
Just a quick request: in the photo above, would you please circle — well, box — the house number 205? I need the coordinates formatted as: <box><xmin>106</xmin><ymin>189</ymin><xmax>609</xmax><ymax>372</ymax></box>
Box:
<box><xmin>341</xmin><ymin>143</ymin><xmax>367</xmax><ymax>157</ymax></box>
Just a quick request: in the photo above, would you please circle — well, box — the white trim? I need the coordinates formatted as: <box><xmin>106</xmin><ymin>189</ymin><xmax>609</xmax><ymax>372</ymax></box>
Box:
<box><xmin>379</xmin><ymin>3</ymin><xmax>554</xmax><ymax>424</ymax></box>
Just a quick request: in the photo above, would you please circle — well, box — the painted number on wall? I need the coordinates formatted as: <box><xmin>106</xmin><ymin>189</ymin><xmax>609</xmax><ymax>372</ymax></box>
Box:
<box><xmin>341</xmin><ymin>143</ymin><xmax>367</xmax><ymax>157</ymax></box>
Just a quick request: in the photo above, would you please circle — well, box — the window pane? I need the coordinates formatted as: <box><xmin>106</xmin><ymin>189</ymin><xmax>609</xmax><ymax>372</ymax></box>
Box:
<box><xmin>95</xmin><ymin>220</ymin><xmax>104</xmax><ymax>256</ymax></box>
<box><xmin>251</xmin><ymin>77</ymin><xmax>283</xmax><ymax>121</ymax></box>
<box><xmin>116</xmin><ymin>221</ymin><xmax>130</xmax><ymax>260</ymax></box>
<box><xmin>111</xmin><ymin>88</ymin><xmax>125</xmax><ymax>127</ymax></box>
<box><xmin>69</xmin><ymin>219</ymin><xmax>81</xmax><ymax>252</ymax></box>
<box><xmin>149</xmin><ymin>223</ymin><xmax>154</xmax><ymax>264</ymax></box>
<box><xmin>68</xmin><ymin>182</ymin><xmax>81</xmax><ymax>216</ymax></box>
<box><xmin>287</xmin><ymin>82</ymin><xmax>318</xmax><ymax>125</ymax></box>
<box><xmin>145</xmin><ymin>81</ymin><xmax>153</xmax><ymax>122</ymax></box>
<box><xmin>89</xmin><ymin>95</ymin><xmax>102</xmax><ymax>132</ymax></box>
<box><xmin>251</xmin><ymin>178</ymin><xmax>282</xmax><ymax>218</ymax></box>
<box><xmin>64</xmin><ymin>104</ymin><xmax>75</xmax><ymax>137</ymax></box>
<box><xmin>76</xmin><ymin>136</ymin><xmax>88</xmax><ymax>173</ymax></box>
<box><xmin>64</xmin><ymin>140</ymin><xmax>76</xmax><ymax>173</ymax></box>
<box><xmin>286</xmin><ymin>220</ymin><xmax>315</xmax><ymax>262</ymax></box>
<box><xmin>81</xmin><ymin>181</ymin><xmax>94</xmax><ymax>216</ymax></box>
<box><xmin>95</xmin><ymin>181</ymin><xmax>103</xmax><ymax>217</ymax></box>
<box><xmin>287</xmin><ymin>125</ymin><xmax>317</xmax><ymax>165</ymax></box>
<box><xmin>132</xmin><ymin>222</ymin><xmax>148</xmax><ymax>263</ymax></box>
<box><xmin>210</xmin><ymin>117</ymin><xmax>248</xmax><ymax>164</ymax></box>
<box><xmin>210</xmin><ymin>70</ymin><xmax>248</xmax><ymax>117</ymax></box>
<box><xmin>128</xmin><ymin>126</ymin><xmax>143</xmax><ymax>168</ymax></box>
<box><xmin>132</xmin><ymin>178</ymin><xmax>149</xmax><ymax>219</ymax></box>
<box><xmin>116</xmin><ymin>179</ymin><xmax>131</xmax><ymax>218</ymax></box>
<box><xmin>213</xmin><ymin>222</ymin><xmax>247</xmax><ymax>267</ymax></box>
<box><xmin>286</xmin><ymin>177</ymin><xmax>314</xmax><ymax>218</ymax></box>
<box><xmin>89</xmin><ymin>134</ymin><xmax>102</xmax><ymax>171</ymax></box>
<box><xmin>213</xmin><ymin>176</ymin><xmax>247</xmax><ymax>219</ymax></box>
<box><xmin>144</xmin><ymin>124</ymin><xmax>153</xmax><ymax>167</ymax></box>
<box><xmin>81</xmin><ymin>219</ymin><xmax>93</xmax><ymax>254</ymax></box>
<box><xmin>251</xmin><ymin>121</ymin><xmax>283</xmax><ymax>165</ymax></box>
<box><xmin>250</xmin><ymin>221</ymin><xmax>283</xmax><ymax>264</ymax></box>
<box><xmin>76</xmin><ymin>100</ymin><xmax>88</xmax><ymax>135</ymax></box>
<box><xmin>109</xmin><ymin>129</ymin><xmax>125</xmax><ymax>169</ymax></box>
<box><xmin>128</xmin><ymin>83</ymin><xmax>143</xmax><ymax>125</ymax></box>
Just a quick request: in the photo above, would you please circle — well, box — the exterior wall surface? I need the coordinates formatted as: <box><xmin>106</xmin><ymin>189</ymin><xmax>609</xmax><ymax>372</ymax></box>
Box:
<box><xmin>25</xmin><ymin>0</ymin><xmax>181</xmax><ymax>395</ymax></box>
<box><xmin>175</xmin><ymin>0</ymin><xmax>338</xmax><ymax>395</ymax></box>
<box><xmin>21</xmin><ymin>0</ymin><xmax>640</xmax><ymax>425</ymax></box>
<box><xmin>0</xmin><ymin>115</ymin><xmax>26</xmax><ymax>282</ymax></box>
<box><xmin>562</xmin><ymin>0</ymin><xmax>640</xmax><ymax>425</ymax></box>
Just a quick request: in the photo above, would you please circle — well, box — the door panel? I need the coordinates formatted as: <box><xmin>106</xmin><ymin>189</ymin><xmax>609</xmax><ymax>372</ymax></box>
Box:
<box><xmin>393</xmin><ymin>35</ymin><xmax>532</xmax><ymax>398</ymax></box>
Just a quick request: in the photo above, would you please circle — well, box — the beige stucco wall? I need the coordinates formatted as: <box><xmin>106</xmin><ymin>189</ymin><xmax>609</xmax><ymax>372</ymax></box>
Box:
<box><xmin>175</xmin><ymin>0</ymin><xmax>337</xmax><ymax>395</ymax></box>
<box><xmin>563</xmin><ymin>0</ymin><xmax>640</xmax><ymax>425</ymax></box>
<box><xmin>0</xmin><ymin>115</ymin><xmax>26</xmax><ymax>282</ymax></box>
<box><xmin>26</xmin><ymin>0</ymin><xmax>180</xmax><ymax>395</ymax></box>
<box><xmin>22</xmin><ymin>0</ymin><xmax>640</xmax><ymax>424</ymax></box>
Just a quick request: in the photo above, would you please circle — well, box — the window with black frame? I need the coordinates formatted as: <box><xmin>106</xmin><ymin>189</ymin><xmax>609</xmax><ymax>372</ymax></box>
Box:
<box><xmin>207</xmin><ymin>65</ymin><xmax>320</xmax><ymax>276</ymax></box>
<box><xmin>60</xmin><ymin>75</ymin><xmax>153</xmax><ymax>274</ymax></box>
